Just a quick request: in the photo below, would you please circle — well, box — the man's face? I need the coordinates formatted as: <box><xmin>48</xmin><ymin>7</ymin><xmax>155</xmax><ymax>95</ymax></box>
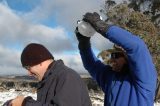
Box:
<box><xmin>24</xmin><ymin>64</ymin><xmax>43</xmax><ymax>81</ymax></box>
<box><xmin>109</xmin><ymin>52</ymin><xmax>127</xmax><ymax>72</ymax></box>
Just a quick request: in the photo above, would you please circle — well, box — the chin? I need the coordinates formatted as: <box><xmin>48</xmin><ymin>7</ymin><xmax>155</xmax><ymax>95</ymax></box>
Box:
<box><xmin>113</xmin><ymin>66</ymin><xmax>122</xmax><ymax>71</ymax></box>
<box><xmin>37</xmin><ymin>78</ymin><xmax>42</xmax><ymax>81</ymax></box>
<box><xmin>112</xmin><ymin>68</ymin><xmax>121</xmax><ymax>72</ymax></box>
<box><xmin>33</xmin><ymin>75</ymin><xmax>40</xmax><ymax>81</ymax></box>
<box><xmin>115</xmin><ymin>70</ymin><xmax>121</xmax><ymax>72</ymax></box>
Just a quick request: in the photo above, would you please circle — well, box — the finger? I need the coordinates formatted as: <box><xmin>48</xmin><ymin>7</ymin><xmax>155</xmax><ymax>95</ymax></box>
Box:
<box><xmin>9</xmin><ymin>102</ymin><xmax>12</xmax><ymax>106</ymax></box>
<box><xmin>75</xmin><ymin>27</ymin><xmax>79</xmax><ymax>34</ymax></box>
<box><xmin>10</xmin><ymin>100</ymin><xmax>13</xmax><ymax>106</ymax></box>
<box><xmin>84</xmin><ymin>12</ymin><xmax>92</xmax><ymax>17</ymax></box>
<box><xmin>83</xmin><ymin>12</ymin><xmax>92</xmax><ymax>19</ymax></box>
<box><xmin>93</xmin><ymin>12</ymin><xmax>100</xmax><ymax>18</ymax></box>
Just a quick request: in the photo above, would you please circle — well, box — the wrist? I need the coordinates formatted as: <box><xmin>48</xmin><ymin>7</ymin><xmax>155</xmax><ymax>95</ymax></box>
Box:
<box><xmin>95</xmin><ymin>20</ymin><xmax>109</xmax><ymax>36</ymax></box>
<box><xmin>78</xmin><ymin>41</ymin><xmax>90</xmax><ymax>50</ymax></box>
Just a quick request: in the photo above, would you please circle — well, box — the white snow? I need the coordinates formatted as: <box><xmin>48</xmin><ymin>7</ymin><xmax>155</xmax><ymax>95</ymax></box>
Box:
<box><xmin>0</xmin><ymin>89</ymin><xmax>160</xmax><ymax>106</ymax></box>
<box><xmin>0</xmin><ymin>89</ymin><xmax>36</xmax><ymax>105</ymax></box>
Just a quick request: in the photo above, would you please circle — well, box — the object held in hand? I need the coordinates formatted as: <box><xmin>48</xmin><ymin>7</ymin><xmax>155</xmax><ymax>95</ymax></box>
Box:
<box><xmin>77</xmin><ymin>20</ymin><xmax>96</xmax><ymax>37</ymax></box>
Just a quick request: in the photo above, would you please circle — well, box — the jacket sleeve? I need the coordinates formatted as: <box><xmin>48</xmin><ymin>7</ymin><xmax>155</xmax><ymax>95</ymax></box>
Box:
<box><xmin>105</xmin><ymin>26</ymin><xmax>157</xmax><ymax>92</ymax></box>
<box><xmin>79</xmin><ymin>46</ymin><xmax>115</xmax><ymax>91</ymax></box>
<box><xmin>22</xmin><ymin>96</ymin><xmax>52</xmax><ymax>106</ymax></box>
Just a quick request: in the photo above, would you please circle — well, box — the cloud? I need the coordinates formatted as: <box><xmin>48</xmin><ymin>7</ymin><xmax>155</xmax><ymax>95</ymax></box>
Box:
<box><xmin>0</xmin><ymin>2</ymin><xmax>76</xmax><ymax>75</ymax></box>
<box><xmin>91</xmin><ymin>33</ymin><xmax>113</xmax><ymax>51</ymax></box>
<box><xmin>23</xmin><ymin>0</ymin><xmax>105</xmax><ymax>30</ymax></box>
<box><xmin>0</xmin><ymin>44</ymin><xmax>25</xmax><ymax>75</ymax></box>
<box><xmin>23</xmin><ymin>0</ymin><xmax>113</xmax><ymax>49</ymax></box>
<box><xmin>54</xmin><ymin>53</ymin><xmax>87</xmax><ymax>73</ymax></box>
<box><xmin>0</xmin><ymin>3</ymin><xmax>74</xmax><ymax>52</ymax></box>
<box><xmin>0</xmin><ymin>45</ymin><xmax>20</xmax><ymax>67</ymax></box>
<box><xmin>0</xmin><ymin>0</ymin><xmax>114</xmax><ymax>76</ymax></box>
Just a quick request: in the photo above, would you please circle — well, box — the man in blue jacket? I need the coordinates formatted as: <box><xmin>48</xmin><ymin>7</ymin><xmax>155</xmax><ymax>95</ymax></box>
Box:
<box><xmin>75</xmin><ymin>12</ymin><xmax>157</xmax><ymax>106</ymax></box>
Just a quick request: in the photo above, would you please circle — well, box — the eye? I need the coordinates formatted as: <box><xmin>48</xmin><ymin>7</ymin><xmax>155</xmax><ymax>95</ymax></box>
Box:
<box><xmin>24</xmin><ymin>66</ymin><xmax>31</xmax><ymax>70</ymax></box>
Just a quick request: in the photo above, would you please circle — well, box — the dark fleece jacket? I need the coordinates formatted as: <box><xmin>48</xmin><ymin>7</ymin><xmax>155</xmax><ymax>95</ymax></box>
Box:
<box><xmin>22</xmin><ymin>60</ymin><xmax>91</xmax><ymax>106</ymax></box>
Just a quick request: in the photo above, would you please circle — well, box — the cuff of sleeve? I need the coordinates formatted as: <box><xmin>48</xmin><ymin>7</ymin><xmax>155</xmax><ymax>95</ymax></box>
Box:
<box><xmin>22</xmin><ymin>96</ymin><xmax>33</xmax><ymax>106</ymax></box>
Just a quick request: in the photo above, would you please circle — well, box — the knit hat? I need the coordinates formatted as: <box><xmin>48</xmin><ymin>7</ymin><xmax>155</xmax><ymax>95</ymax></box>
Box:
<box><xmin>21</xmin><ymin>43</ymin><xmax>54</xmax><ymax>67</ymax></box>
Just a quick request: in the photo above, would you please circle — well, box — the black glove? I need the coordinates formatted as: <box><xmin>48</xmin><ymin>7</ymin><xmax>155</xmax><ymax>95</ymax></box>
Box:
<box><xmin>3</xmin><ymin>99</ymin><xmax>12</xmax><ymax>106</ymax></box>
<box><xmin>75</xmin><ymin>27</ymin><xmax>90</xmax><ymax>50</ymax></box>
<box><xmin>83</xmin><ymin>12</ymin><xmax>109</xmax><ymax>36</ymax></box>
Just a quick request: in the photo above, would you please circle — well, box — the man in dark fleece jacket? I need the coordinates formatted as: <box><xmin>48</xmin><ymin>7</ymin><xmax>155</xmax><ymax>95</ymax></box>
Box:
<box><xmin>9</xmin><ymin>43</ymin><xmax>91</xmax><ymax>106</ymax></box>
<box><xmin>75</xmin><ymin>12</ymin><xmax>157</xmax><ymax>106</ymax></box>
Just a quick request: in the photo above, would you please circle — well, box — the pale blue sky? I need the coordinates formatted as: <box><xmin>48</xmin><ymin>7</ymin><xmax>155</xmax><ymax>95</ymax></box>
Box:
<box><xmin>0</xmin><ymin>0</ymin><xmax>114</xmax><ymax>76</ymax></box>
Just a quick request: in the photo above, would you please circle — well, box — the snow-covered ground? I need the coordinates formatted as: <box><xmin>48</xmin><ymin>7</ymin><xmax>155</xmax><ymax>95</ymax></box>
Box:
<box><xmin>0</xmin><ymin>89</ymin><xmax>159</xmax><ymax>106</ymax></box>
<box><xmin>0</xmin><ymin>89</ymin><xmax>104</xmax><ymax>106</ymax></box>
<box><xmin>0</xmin><ymin>89</ymin><xmax>36</xmax><ymax>105</ymax></box>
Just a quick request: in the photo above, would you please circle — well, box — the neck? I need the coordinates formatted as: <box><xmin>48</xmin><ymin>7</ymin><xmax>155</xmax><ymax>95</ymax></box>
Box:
<box><xmin>42</xmin><ymin>59</ymin><xmax>54</xmax><ymax>73</ymax></box>
<box><xmin>47</xmin><ymin>59</ymin><xmax>54</xmax><ymax>70</ymax></box>
<box><xmin>40</xmin><ymin>59</ymin><xmax>54</xmax><ymax>81</ymax></box>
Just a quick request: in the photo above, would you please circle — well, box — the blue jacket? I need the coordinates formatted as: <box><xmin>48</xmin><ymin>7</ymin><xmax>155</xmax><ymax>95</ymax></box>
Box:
<box><xmin>79</xmin><ymin>26</ymin><xmax>157</xmax><ymax>106</ymax></box>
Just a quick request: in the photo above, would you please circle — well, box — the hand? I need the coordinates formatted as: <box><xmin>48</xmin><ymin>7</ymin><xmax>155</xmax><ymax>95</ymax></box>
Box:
<box><xmin>83</xmin><ymin>12</ymin><xmax>109</xmax><ymax>36</ymax></box>
<box><xmin>75</xmin><ymin>27</ymin><xmax>90</xmax><ymax>43</ymax></box>
<box><xmin>75</xmin><ymin>27</ymin><xmax>90</xmax><ymax>50</ymax></box>
<box><xmin>10</xmin><ymin>96</ymin><xmax>25</xmax><ymax>106</ymax></box>
<box><xmin>2</xmin><ymin>99</ymin><xmax>12</xmax><ymax>106</ymax></box>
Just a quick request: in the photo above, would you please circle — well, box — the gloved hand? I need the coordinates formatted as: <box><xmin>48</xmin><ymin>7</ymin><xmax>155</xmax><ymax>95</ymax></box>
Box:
<box><xmin>75</xmin><ymin>27</ymin><xmax>90</xmax><ymax>50</ymax></box>
<box><xmin>83</xmin><ymin>12</ymin><xmax>110</xmax><ymax>36</ymax></box>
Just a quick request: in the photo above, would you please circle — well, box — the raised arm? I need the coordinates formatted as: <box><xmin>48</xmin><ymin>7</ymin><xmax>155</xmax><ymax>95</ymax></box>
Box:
<box><xmin>75</xmin><ymin>28</ymin><xmax>114</xmax><ymax>91</ymax></box>
<box><xmin>106</xmin><ymin>26</ymin><xmax>157</xmax><ymax>91</ymax></box>
<box><xmin>83</xmin><ymin>12</ymin><xmax>157</xmax><ymax>92</ymax></box>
